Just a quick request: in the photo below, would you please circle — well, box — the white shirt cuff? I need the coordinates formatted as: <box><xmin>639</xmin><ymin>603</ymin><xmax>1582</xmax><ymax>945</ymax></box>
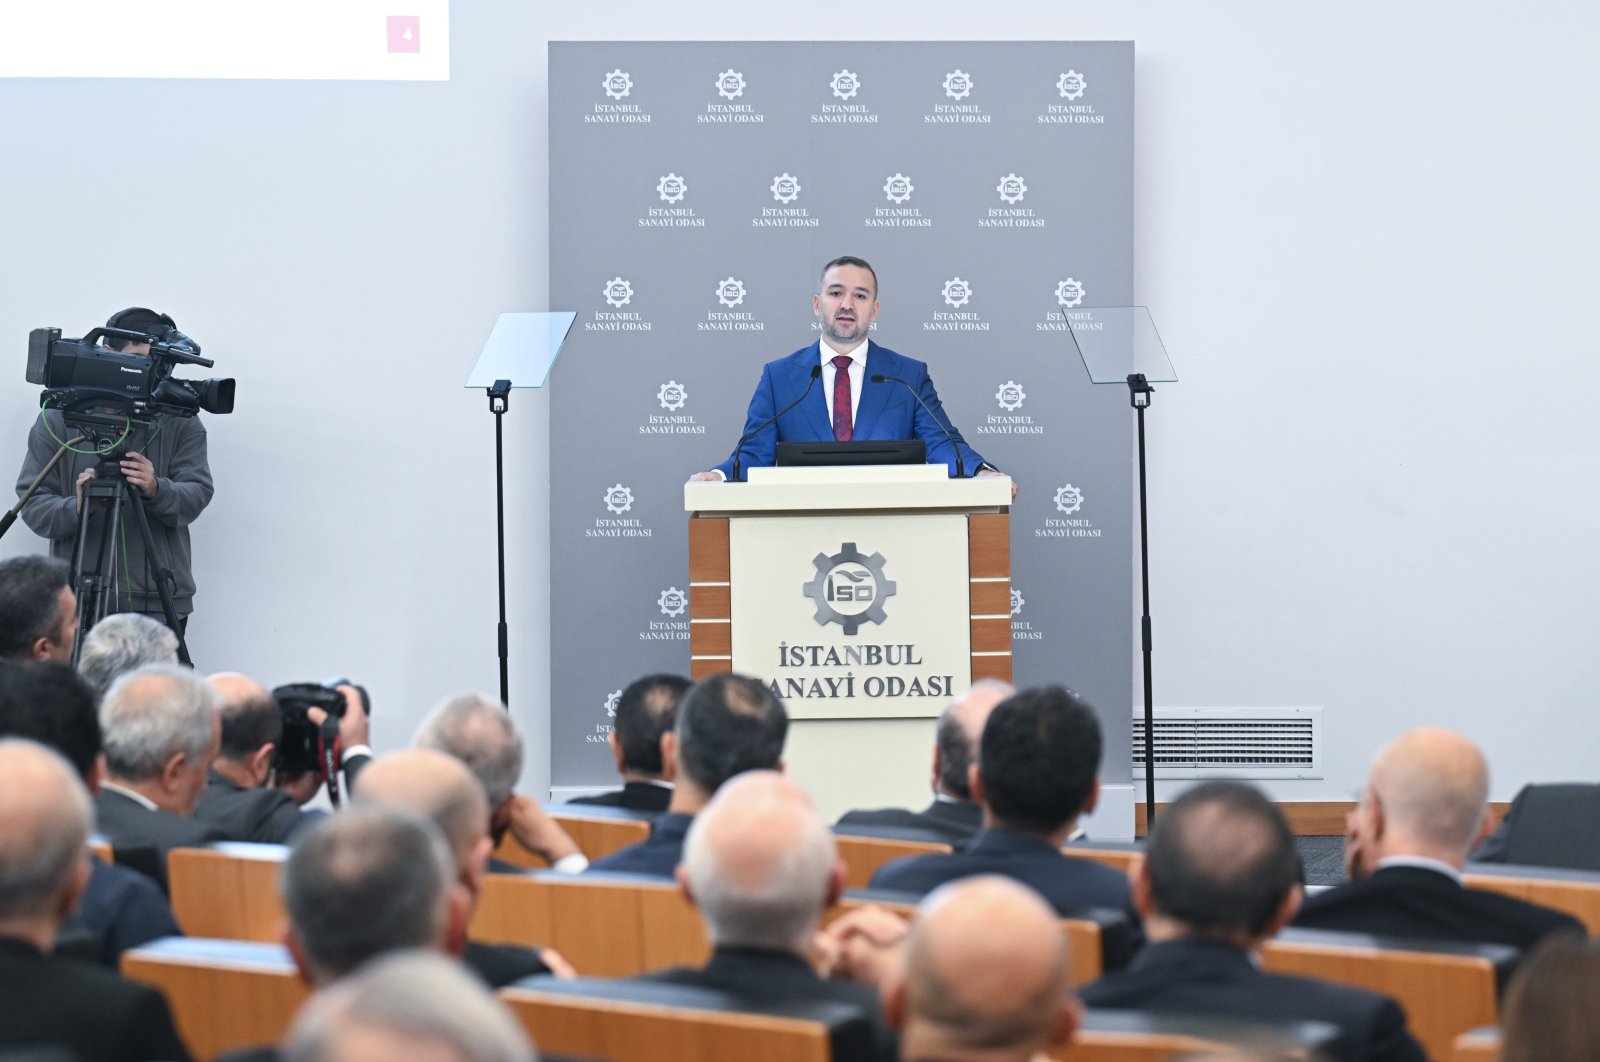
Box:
<box><xmin>551</xmin><ymin>853</ymin><xmax>590</xmax><ymax>875</ymax></box>
<box><xmin>342</xmin><ymin>744</ymin><xmax>373</xmax><ymax>766</ymax></box>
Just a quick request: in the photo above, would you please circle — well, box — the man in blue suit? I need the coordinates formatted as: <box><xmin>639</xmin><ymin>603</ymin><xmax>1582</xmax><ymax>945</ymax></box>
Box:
<box><xmin>692</xmin><ymin>256</ymin><xmax>1013</xmax><ymax>495</ymax></box>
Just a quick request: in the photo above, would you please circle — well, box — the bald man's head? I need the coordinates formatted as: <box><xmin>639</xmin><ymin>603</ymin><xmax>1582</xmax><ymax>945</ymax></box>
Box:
<box><xmin>1359</xmin><ymin>727</ymin><xmax>1491</xmax><ymax>868</ymax></box>
<box><xmin>0</xmin><ymin>738</ymin><xmax>94</xmax><ymax>928</ymax></box>
<box><xmin>889</xmin><ymin>876</ymin><xmax>1076</xmax><ymax>1061</ymax></box>
<box><xmin>679</xmin><ymin>770</ymin><xmax>840</xmax><ymax>953</ymax></box>
<box><xmin>934</xmin><ymin>680</ymin><xmax>1012</xmax><ymax>801</ymax></box>
<box><xmin>355</xmin><ymin>749</ymin><xmax>491</xmax><ymax>884</ymax></box>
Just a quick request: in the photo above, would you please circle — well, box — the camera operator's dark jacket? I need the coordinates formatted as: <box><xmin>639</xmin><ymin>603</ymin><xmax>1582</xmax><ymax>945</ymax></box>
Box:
<box><xmin>15</xmin><ymin>410</ymin><xmax>213</xmax><ymax>616</ymax></box>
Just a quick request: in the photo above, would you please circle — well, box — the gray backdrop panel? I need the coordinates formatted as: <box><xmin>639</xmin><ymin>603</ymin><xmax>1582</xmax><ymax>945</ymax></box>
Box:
<box><xmin>548</xmin><ymin>41</ymin><xmax>1133</xmax><ymax>790</ymax></box>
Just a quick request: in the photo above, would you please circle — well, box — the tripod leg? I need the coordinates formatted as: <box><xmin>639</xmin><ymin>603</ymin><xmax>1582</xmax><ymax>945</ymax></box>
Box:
<box><xmin>123</xmin><ymin>485</ymin><xmax>193</xmax><ymax>667</ymax></box>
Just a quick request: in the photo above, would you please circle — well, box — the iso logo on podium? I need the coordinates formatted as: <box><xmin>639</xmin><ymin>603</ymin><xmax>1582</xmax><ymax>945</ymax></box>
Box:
<box><xmin>804</xmin><ymin>542</ymin><xmax>896</xmax><ymax>636</ymax></box>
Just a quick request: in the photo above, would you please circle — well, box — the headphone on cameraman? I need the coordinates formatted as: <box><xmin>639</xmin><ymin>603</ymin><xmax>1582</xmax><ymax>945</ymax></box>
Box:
<box><xmin>105</xmin><ymin>307</ymin><xmax>176</xmax><ymax>339</ymax></box>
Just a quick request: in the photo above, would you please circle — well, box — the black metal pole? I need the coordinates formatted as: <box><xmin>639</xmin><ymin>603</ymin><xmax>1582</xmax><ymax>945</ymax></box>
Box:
<box><xmin>489</xmin><ymin>380</ymin><xmax>513</xmax><ymax>707</ymax></box>
<box><xmin>1129</xmin><ymin>373</ymin><xmax>1156</xmax><ymax>831</ymax></box>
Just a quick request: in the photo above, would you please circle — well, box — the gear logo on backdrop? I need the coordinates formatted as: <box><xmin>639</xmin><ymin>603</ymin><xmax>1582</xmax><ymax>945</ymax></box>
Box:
<box><xmin>602</xmin><ymin>278</ymin><xmax>633</xmax><ymax>308</ymax></box>
<box><xmin>602</xmin><ymin>69</ymin><xmax>632</xmax><ymax>99</ymax></box>
<box><xmin>657</xmin><ymin>381</ymin><xmax>686</xmax><ymax>411</ymax></box>
<box><xmin>716</xmin><ymin>69</ymin><xmax>746</xmax><ymax>99</ymax></box>
<box><xmin>1056</xmin><ymin>279</ymin><xmax>1086</xmax><ymax>309</ymax></box>
<box><xmin>657</xmin><ymin>587</ymin><xmax>688</xmax><ymax>618</ymax></box>
<box><xmin>1057</xmin><ymin>70</ymin><xmax>1087</xmax><ymax>100</ymax></box>
<box><xmin>883</xmin><ymin>173</ymin><xmax>914</xmax><ymax>204</ymax></box>
<box><xmin>715</xmin><ymin>277</ymin><xmax>746</xmax><ymax>308</ymax></box>
<box><xmin>770</xmin><ymin>173</ymin><xmax>801</xmax><ymax>204</ymax></box>
<box><xmin>997</xmin><ymin>173</ymin><xmax>1027</xmax><ymax>204</ymax></box>
<box><xmin>604</xmin><ymin>689</ymin><xmax>622</xmax><ymax>718</ymax></box>
<box><xmin>1011</xmin><ymin>587</ymin><xmax>1024</xmax><ymax>616</ymax></box>
<box><xmin>831</xmin><ymin>70</ymin><xmax>860</xmax><ymax>100</ymax></box>
<box><xmin>1053</xmin><ymin>484</ymin><xmax>1084</xmax><ymax>515</ymax></box>
<box><xmin>603</xmin><ymin>484</ymin><xmax>634</xmax><ymax>515</ymax></box>
<box><xmin>656</xmin><ymin>173</ymin><xmax>687</xmax><ymax>204</ymax></box>
<box><xmin>996</xmin><ymin>381</ymin><xmax>1026</xmax><ymax>411</ymax></box>
<box><xmin>941</xmin><ymin>278</ymin><xmax>972</xmax><ymax>309</ymax></box>
<box><xmin>943</xmin><ymin>70</ymin><xmax>973</xmax><ymax>100</ymax></box>
<box><xmin>804</xmin><ymin>542</ymin><xmax>896</xmax><ymax>636</ymax></box>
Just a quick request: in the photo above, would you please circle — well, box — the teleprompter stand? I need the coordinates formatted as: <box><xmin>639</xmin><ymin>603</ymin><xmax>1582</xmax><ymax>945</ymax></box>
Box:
<box><xmin>464</xmin><ymin>312</ymin><xmax>575</xmax><ymax>707</ymax></box>
<box><xmin>1066</xmin><ymin>308</ymin><xmax>1176</xmax><ymax>832</ymax></box>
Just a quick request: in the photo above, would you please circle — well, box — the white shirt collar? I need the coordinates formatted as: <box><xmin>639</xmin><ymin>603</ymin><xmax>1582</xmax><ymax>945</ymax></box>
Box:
<box><xmin>819</xmin><ymin>337</ymin><xmax>868</xmax><ymax>365</ymax></box>
<box><xmin>101</xmin><ymin>781</ymin><xmax>160</xmax><ymax>812</ymax></box>
<box><xmin>1375</xmin><ymin>854</ymin><xmax>1464</xmax><ymax>884</ymax></box>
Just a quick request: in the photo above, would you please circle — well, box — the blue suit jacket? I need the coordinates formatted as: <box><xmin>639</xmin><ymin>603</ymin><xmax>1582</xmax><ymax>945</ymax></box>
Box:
<box><xmin>714</xmin><ymin>341</ymin><xmax>987</xmax><ymax>480</ymax></box>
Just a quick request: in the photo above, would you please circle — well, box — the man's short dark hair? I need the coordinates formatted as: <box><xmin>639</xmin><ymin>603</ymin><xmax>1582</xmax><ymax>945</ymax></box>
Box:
<box><xmin>219</xmin><ymin>686</ymin><xmax>283</xmax><ymax>760</ymax></box>
<box><xmin>675</xmin><ymin>673</ymin><xmax>788</xmax><ymax>794</ymax></box>
<box><xmin>1145</xmin><ymin>780</ymin><xmax>1301</xmax><ymax>939</ymax></box>
<box><xmin>615</xmin><ymin>673</ymin><xmax>689</xmax><ymax>775</ymax></box>
<box><xmin>0</xmin><ymin>556</ymin><xmax>70</xmax><ymax>661</ymax></box>
<box><xmin>0</xmin><ymin>662</ymin><xmax>101</xmax><ymax>782</ymax></box>
<box><xmin>103</xmin><ymin>307</ymin><xmax>175</xmax><ymax>351</ymax></box>
<box><xmin>936</xmin><ymin>713</ymin><xmax>975</xmax><ymax>800</ymax></box>
<box><xmin>978</xmin><ymin>686</ymin><xmax>1101</xmax><ymax>834</ymax></box>
<box><xmin>819</xmin><ymin>255</ymin><xmax>878</xmax><ymax>295</ymax></box>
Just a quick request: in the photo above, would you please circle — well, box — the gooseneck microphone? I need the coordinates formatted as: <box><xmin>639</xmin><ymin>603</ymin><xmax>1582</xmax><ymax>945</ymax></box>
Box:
<box><xmin>729</xmin><ymin>365</ymin><xmax>822</xmax><ymax>481</ymax></box>
<box><xmin>871</xmin><ymin>373</ymin><xmax>967</xmax><ymax>478</ymax></box>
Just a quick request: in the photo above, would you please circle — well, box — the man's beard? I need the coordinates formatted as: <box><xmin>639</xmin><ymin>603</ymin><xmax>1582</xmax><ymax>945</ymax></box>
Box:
<box><xmin>825</xmin><ymin>313</ymin><xmax>866</xmax><ymax>344</ymax></box>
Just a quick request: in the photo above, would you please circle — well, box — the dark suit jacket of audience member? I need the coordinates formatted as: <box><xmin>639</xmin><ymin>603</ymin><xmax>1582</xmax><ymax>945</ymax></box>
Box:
<box><xmin>1293</xmin><ymin>863</ymin><xmax>1584</xmax><ymax>951</ymax></box>
<box><xmin>585</xmin><ymin>812</ymin><xmax>693</xmax><ymax>877</ymax></box>
<box><xmin>463</xmin><ymin>939</ymin><xmax>552</xmax><ymax>988</ymax></box>
<box><xmin>61</xmin><ymin>856</ymin><xmax>182</xmax><ymax>967</ymax></box>
<box><xmin>93</xmin><ymin>789</ymin><xmax>230</xmax><ymax>891</ymax></box>
<box><xmin>1472</xmin><ymin>783</ymin><xmax>1600</xmax><ymax>871</ymax></box>
<box><xmin>565</xmin><ymin>781</ymin><xmax>673</xmax><ymax>814</ymax></box>
<box><xmin>194</xmin><ymin>772</ymin><xmax>322</xmax><ymax>845</ymax></box>
<box><xmin>835</xmin><ymin>799</ymin><xmax>982</xmax><ymax>848</ymax></box>
<box><xmin>0</xmin><ymin>936</ymin><xmax>192</xmax><ymax>1062</ymax></box>
<box><xmin>869</xmin><ymin>827</ymin><xmax>1137</xmax><ymax>920</ymax></box>
<box><xmin>1077</xmin><ymin>938</ymin><xmax>1426</xmax><ymax>1062</ymax></box>
<box><xmin>641</xmin><ymin>945</ymin><xmax>893</xmax><ymax>1062</ymax></box>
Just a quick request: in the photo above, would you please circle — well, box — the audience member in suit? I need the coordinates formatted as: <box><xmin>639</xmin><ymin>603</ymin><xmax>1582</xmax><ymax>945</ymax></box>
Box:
<box><xmin>193</xmin><ymin>673</ymin><xmax>322</xmax><ymax>844</ymax></box>
<box><xmin>283</xmin><ymin>951</ymin><xmax>535</xmax><ymax>1062</ymax></box>
<box><xmin>869</xmin><ymin>686</ymin><xmax>1133</xmax><ymax>919</ymax></box>
<box><xmin>587</xmin><ymin>672</ymin><xmax>788</xmax><ymax>877</ymax></box>
<box><xmin>1472</xmin><ymin>782</ymin><xmax>1600</xmax><ymax>871</ymax></box>
<box><xmin>355</xmin><ymin>748</ymin><xmax>574</xmax><ymax>984</ymax></box>
<box><xmin>1499</xmin><ymin>934</ymin><xmax>1600</xmax><ymax>1062</ymax></box>
<box><xmin>0</xmin><ymin>555</ymin><xmax>77</xmax><ymax>665</ymax></box>
<box><xmin>75</xmin><ymin>613</ymin><xmax>177</xmax><ymax>699</ymax></box>
<box><xmin>0</xmin><ymin>662</ymin><xmax>180</xmax><ymax>965</ymax></box>
<box><xmin>415</xmin><ymin>691</ymin><xmax>588</xmax><ymax>874</ymax></box>
<box><xmin>565</xmin><ymin>672</ymin><xmax>687</xmax><ymax>813</ymax></box>
<box><xmin>1078</xmin><ymin>781</ymin><xmax>1426</xmax><ymax>1062</ymax></box>
<box><xmin>92</xmin><ymin>664</ymin><xmax>228</xmax><ymax>890</ymax></box>
<box><xmin>881</xmin><ymin>876</ymin><xmax>1080</xmax><ymax>1062</ymax></box>
<box><xmin>215</xmin><ymin>805</ymin><xmax>470</xmax><ymax>1062</ymax></box>
<box><xmin>835</xmin><ymin>679</ymin><xmax>1011</xmax><ymax>848</ymax></box>
<box><xmin>1294</xmin><ymin>727</ymin><xmax>1583</xmax><ymax>950</ymax></box>
<box><xmin>0</xmin><ymin>738</ymin><xmax>191</xmax><ymax>1061</ymax></box>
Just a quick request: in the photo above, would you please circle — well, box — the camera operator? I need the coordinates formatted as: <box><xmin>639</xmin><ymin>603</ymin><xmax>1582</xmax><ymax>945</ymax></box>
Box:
<box><xmin>194</xmin><ymin>673</ymin><xmax>371</xmax><ymax>843</ymax></box>
<box><xmin>13</xmin><ymin>308</ymin><xmax>214</xmax><ymax>633</ymax></box>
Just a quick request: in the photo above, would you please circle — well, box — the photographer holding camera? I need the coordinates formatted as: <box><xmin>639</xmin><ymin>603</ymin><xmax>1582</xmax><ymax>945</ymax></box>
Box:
<box><xmin>13</xmin><ymin>307</ymin><xmax>215</xmax><ymax>635</ymax></box>
<box><xmin>195</xmin><ymin>673</ymin><xmax>372</xmax><ymax>843</ymax></box>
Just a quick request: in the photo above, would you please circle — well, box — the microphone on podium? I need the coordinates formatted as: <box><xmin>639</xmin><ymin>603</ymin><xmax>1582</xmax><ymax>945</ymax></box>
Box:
<box><xmin>728</xmin><ymin>365</ymin><xmax>822</xmax><ymax>481</ymax></box>
<box><xmin>871</xmin><ymin>373</ymin><xmax>966</xmax><ymax>478</ymax></box>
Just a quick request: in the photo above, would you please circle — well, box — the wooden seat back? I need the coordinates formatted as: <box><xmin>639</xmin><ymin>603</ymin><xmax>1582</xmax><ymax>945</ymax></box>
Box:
<box><xmin>167</xmin><ymin>843</ymin><xmax>289</xmax><ymax>942</ymax></box>
<box><xmin>121</xmin><ymin>937</ymin><xmax>306</xmax><ymax>1060</ymax></box>
<box><xmin>499</xmin><ymin>984</ymin><xmax>853</xmax><ymax>1062</ymax></box>
<box><xmin>1051</xmin><ymin>1010</ymin><xmax>1343</xmax><ymax>1061</ymax></box>
<box><xmin>1060</xmin><ymin>843</ymin><xmax>1142</xmax><ymax>875</ymax></box>
<box><xmin>493</xmin><ymin>807</ymin><xmax>655</xmax><ymax>869</ymax></box>
<box><xmin>832</xmin><ymin>834</ymin><xmax>949</xmax><ymax>889</ymax></box>
<box><xmin>1464</xmin><ymin>864</ymin><xmax>1600</xmax><ymax>933</ymax></box>
<box><xmin>1263</xmin><ymin>928</ymin><xmax>1515</xmax><ymax>1062</ymax></box>
<box><xmin>1451</xmin><ymin>1026</ymin><xmax>1500</xmax><ymax>1062</ymax></box>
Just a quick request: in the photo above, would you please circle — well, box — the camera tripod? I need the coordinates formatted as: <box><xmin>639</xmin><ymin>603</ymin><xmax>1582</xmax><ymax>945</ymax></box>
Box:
<box><xmin>69</xmin><ymin>466</ymin><xmax>192</xmax><ymax>666</ymax></box>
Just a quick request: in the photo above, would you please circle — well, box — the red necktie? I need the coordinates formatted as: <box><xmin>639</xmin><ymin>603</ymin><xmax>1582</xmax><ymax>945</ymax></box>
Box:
<box><xmin>832</xmin><ymin>354</ymin><xmax>853</xmax><ymax>442</ymax></box>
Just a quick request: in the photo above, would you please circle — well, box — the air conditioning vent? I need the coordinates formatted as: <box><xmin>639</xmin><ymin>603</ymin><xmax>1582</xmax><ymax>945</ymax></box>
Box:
<box><xmin>1131</xmin><ymin>708</ymin><xmax>1322</xmax><ymax>780</ymax></box>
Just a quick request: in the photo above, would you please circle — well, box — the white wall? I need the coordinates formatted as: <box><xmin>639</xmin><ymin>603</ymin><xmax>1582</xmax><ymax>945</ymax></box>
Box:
<box><xmin>5</xmin><ymin>2</ymin><xmax>1598</xmax><ymax>801</ymax></box>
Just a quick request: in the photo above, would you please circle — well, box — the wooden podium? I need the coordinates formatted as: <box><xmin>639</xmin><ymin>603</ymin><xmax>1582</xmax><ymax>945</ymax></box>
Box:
<box><xmin>683</xmin><ymin>466</ymin><xmax>1011</xmax><ymax>818</ymax></box>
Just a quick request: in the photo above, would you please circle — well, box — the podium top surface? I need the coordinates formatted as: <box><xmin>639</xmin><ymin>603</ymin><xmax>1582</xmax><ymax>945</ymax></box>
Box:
<box><xmin>684</xmin><ymin>465</ymin><xmax>1011</xmax><ymax>515</ymax></box>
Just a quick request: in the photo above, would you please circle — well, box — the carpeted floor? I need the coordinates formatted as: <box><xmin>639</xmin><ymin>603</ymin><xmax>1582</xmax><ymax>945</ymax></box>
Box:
<box><xmin>1296</xmin><ymin>835</ymin><xmax>1345</xmax><ymax>887</ymax></box>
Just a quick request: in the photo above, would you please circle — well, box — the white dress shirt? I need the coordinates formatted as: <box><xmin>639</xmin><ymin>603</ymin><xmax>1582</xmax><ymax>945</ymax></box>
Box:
<box><xmin>820</xmin><ymin>337</ymin><xmax>868</xmax><ymax>429</ymax></box>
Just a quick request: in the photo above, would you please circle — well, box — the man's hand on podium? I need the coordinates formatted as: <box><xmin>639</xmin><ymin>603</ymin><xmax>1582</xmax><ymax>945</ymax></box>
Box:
<box><xmin>687</xmin><ymin>471</ymin><xmax>721</xmax><ymax>482</ymax></box>
<box><xmin>977</xmin><ymin>467</ymin><xmax>1018</xmax><ymax>502</ymax></box>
